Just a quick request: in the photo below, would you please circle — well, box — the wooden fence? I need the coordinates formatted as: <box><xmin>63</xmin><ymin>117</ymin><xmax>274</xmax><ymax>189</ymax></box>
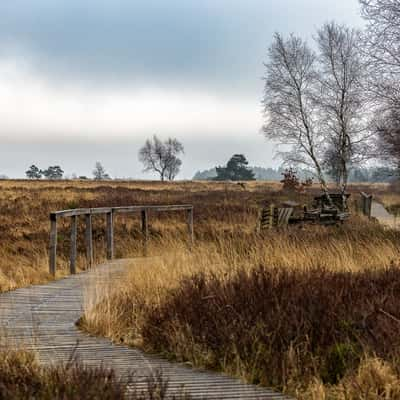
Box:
<box><xmin>49</xmin><ymin>205</ymin><xmax>194</xmax><ymax>276</ymax></box>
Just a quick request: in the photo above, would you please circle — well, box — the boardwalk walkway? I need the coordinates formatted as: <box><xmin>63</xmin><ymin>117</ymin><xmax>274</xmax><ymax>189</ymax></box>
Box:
<box><xmin>0</xmin><ymin>259</ymin><xmax>289</xmax><ymax>400</ymax></box>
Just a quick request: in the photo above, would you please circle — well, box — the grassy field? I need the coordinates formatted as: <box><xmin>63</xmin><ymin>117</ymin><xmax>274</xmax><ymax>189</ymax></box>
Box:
<box><xmin>2</xmin><ymin>179</ymin><xmax>400</xmax><ymax>399</ymax></box>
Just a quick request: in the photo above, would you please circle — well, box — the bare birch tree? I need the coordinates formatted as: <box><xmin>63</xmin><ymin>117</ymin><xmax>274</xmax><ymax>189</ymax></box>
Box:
<box><xmin>262</xmin><ymin>33</ymin><xmax>331</xmax><ymax>197</ymax></box>
<box><xmin>139</xmin><ymin>135</ymin><xmax>184</xmax><ymax>181</ymax></box>
<box><xmin>316</xmin><ymin>22</ymin><xmax>369</xmax><ymax>197</ymax></box>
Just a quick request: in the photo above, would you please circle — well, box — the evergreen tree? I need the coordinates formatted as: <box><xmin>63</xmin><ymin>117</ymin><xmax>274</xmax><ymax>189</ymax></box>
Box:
<box><xmin>42</xmin><ymin>166</ymin><xmax>64</xmax><ymax>180</ymax></box>
<box><xmin>214</xmin><ymin>154</ymin><xmax>255</xmax><ymax>181</ymax></box>
<box><xmin>25</xmin><ymin>165</ymin><xmax>42</xmax><ymax>179</ymax></box>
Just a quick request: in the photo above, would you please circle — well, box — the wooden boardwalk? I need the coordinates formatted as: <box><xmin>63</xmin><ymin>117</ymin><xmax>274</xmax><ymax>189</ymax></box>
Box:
<box><xmin>0</xmin><ymin>259</ymin><xmax>290</xmax><ymax>399</ymax></box>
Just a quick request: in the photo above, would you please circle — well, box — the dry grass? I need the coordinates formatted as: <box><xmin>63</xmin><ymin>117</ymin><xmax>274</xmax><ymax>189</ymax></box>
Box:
<box><xmin>82</xmin><ymin>220</ymin><xmax>400</xmax><ymax>398</ymax></box>
<box><xmin>2</xmin><ymin>179</ymin><xmax>400</xmax><ymax>398</ymax></box>
<box><xmin>0</xmin><ymin>178</ymin><xmax>289</xmax><ymax>291</ymax></box>
<box><xmin>0</xmin><ymin>348</ymin><xmax>193</xmax><ymax>399</ymax></box>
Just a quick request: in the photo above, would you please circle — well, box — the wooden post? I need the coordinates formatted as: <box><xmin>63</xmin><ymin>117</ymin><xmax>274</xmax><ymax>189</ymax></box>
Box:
<box><xmin>85</xmin><ymin>214</ymin><xmax>93</xmax><ymax>269</ymax></box>
<box><xmin>187</xmin><ymin>208</ymin><xmax>194</xmax><ymax>246</ymax></box>
<box><xmin>49</xmin><ymin>214</ymin><xmax>57</xmax><ymax>276</ymax></box>
<box><xmin>106</xmin><ymin>211</ymin><xmax>114</xmax><ymax>260</ymax></box>
<box><xmin>141</xmin><ymin>208</ymin><xmax>149</xmax><ymax>256</ymax></box>
<box><xmin>361</xmin><ymin>192</ymin><xmax>373</xmax><ymax>218</ymax></box>
<box><xmin>269</xmin><ymin>204</ymin><xmax>275</xmax><ymax>229</ymax></box>
<box><xmin>70</xmin><ymin>215</ymin><xmax>77</xmax><ymax>274</ymax></box>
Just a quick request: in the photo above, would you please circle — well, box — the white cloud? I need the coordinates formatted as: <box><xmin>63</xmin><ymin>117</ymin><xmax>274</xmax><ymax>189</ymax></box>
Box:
<box><xmin>0</xmin><ymin>57</ymin><xmax>262</xmax><ymax>141</ymax></box>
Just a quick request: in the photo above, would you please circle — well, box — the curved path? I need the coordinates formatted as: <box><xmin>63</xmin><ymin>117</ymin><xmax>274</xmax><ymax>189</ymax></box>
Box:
<box><xmin>0</xmin><ymin>259</ymin><xmax>290</xmax><ymax>400</ymax></box>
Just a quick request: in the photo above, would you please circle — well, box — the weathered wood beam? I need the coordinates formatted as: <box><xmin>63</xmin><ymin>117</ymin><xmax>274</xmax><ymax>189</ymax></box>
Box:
<box><xmin>49</xmin><ymin>214</ymin><xmax>57</xmax><ymax>276</ymax></box>
<box><xmin>85</xmin><ymin>214</ymin><xmax>93</xmax><ymax>269</ymax></box>
<box><xmin>70</xmin><ymin>215</ymin><xmax>77</xmax><ymax>274</ymax></box>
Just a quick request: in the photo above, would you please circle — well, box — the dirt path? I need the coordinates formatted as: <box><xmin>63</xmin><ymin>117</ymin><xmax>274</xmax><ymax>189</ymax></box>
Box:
<box><xmin>0</xmin><ymin>259</ymin><xmax>290</xmax><ymax>399</ymax></box>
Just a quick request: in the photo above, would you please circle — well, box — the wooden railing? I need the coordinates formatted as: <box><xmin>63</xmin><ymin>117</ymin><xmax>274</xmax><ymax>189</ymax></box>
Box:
<box><xmin>49</xmin><ymin>205</ymin><xmax>194</xmax><ymax>276</ymax></box>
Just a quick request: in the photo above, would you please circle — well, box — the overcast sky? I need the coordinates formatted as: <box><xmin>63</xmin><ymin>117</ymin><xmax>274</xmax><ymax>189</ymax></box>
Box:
<box><xmin>0</xmin><ymin>0</ymin><xmax>363</xmax><ymax>179</ymax></box>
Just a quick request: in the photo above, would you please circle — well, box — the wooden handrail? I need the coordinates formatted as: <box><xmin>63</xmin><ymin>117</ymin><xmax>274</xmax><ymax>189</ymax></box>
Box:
<box><xmin>49</xmin><ymin>205</ymin><xmax>194</xmax><ymax>276</ymax></box>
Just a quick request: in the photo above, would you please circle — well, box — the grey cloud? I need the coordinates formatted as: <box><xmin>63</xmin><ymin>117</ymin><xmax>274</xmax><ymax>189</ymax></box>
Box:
<box><xmin>0</xmin><ymin>0</ymin><xmax>362</xmax><ymax>94</ymax></box>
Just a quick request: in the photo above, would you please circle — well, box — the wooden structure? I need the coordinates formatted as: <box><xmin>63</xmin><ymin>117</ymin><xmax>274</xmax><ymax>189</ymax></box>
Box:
<box><xmin>49</xmin><ymin>205</ymin><xmax>194</xmax><ymax>276</ymax></box>
<box><xmin>360</xmin><ymin>192</ymin><xmax>373</xmax><ymax>218</ymax></box>
<box><xmin>258</xmin><ymin>193</ymin><xmax>351</xmax><ymax>230</ymax></box>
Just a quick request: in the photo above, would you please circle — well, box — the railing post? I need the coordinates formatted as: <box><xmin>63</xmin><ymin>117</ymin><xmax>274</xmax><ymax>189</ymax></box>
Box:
<box><xmin>85</xmin><ymin>213</ymin><xmax>93</xmax><ymax>269</ymax></box>
<box><xmin>141</xmin><ymin>208</ymin><xmax>149</xmax><ymax>256</ymax></box>
<box><xmin>70</xmin><ymin>215</ymin><xmax>77</xmax><ymax>274</ymax></box>
<box><xmin>361</xmin><ymin>192</ymin><xmax>373</xmax><ymax>218</ymax></box>
<box><xmin>187</xmin><ymin>207</ymin><xmax>194</xmax><ymax>247</ymax></box>
<box><xmin>106</xmin><ymin>211</ymin><xmax>114</xmax><ymax>260</ymax></box>
<box><xmin>49</xmin><ymin>213</ymin><xmax>57</xmax><ymax>276</ymax></box>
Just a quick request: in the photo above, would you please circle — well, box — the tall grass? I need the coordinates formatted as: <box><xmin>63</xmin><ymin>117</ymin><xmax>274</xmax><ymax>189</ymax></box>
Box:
<box><xmin>81</xmin><ymin>219</ymin><xmax>400</xmax><ymax>398</ymax></box>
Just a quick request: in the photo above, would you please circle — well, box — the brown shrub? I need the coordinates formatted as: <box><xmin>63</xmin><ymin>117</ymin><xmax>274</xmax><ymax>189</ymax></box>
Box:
<box><xmin>0</xmin><ymin>350</ymin><xmax>192</xmax><ymax>400</ymax></box>
<box><xmin>140</xmin><ymin>266</ymin><xmax>400</xmax><ymax>390</ymax></box>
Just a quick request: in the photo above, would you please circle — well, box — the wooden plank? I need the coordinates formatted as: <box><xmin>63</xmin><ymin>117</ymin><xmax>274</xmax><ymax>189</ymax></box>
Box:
<box><xmin>277</xmin><ymin>208</ymin><xmax>293</xmax><ymax>227</ymax></box>
<box><xmin>90</xmin><ymin>207</ymin><xmax>113</xmax><ymax>215</ymax></box>
<box><xmin>52</xmin><ymin>205</ymin><xmax>193</xmax><ymax>218</ymax></box>
<box><xmin>52</xmin><ymin>208</ymin><xmax>91</xmax><ymax>218</ymax></box>
<box><xmin>85</xmin><ymin>214</ymin><xmax>93</xmax><ymax>269</ymax></box>
<box><xmin>70</xmin><ymin>215</ymin><xmax>77</xmax><ymax>274</ymax></box>
<box><xmin>49</xmin><ymin>214</ymin><xmax>57</xmax><ymax>276</ymax></box>
<box><xmin>106</xmin><ymin>211</ymin><xmax>114</xmax><ymax>260</ymax></box>
<box><xmin>269</xmin><ymin>204</ymin><xmax>275</xmax><ymax>229</ymax></box>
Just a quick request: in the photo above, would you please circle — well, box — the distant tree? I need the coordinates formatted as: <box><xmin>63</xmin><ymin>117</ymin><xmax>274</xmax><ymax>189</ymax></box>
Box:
<box><xmin>166</xmin><ymin>156</ymin><xmax>182</xmax><ymax>181</ymax></box>
<box><xmin>214</xmin><ymin>154</ymin><xmax>255</xmax><ymax>181</ymax></box>
<box><xmin>193</xmin><ymin>168</ymin><xmax>218</xmax><ymax>180</ymax></box>
<box><xmin>92</xmin><ymin>162</ymin><xmax>110</xmax><ymax>180</ymax></box>
<box><xmin>25</xmin><ymin>165</ymin><xmax>42</xmax><ymax>179</ymax></box>
<box><xmin>42</xmin><ymin>166</ymin><xmax>64</xmax><ymax>180</ymax></box>
<box><xmin>0</xmin><ymin>174</ymin><xmax>8</xmax><ymax>180</ymax></box>
<box><xmin>138</xmin><ymin>135</ymin><xmax>184</xmax><ymax>181</ymax></box>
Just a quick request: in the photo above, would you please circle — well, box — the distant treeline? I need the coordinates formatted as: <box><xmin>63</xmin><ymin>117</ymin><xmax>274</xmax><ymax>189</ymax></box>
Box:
<box><xmin>193</xmin><ymin>166</ymin><xmax>398</xmax><ymax>183</ymax></box>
